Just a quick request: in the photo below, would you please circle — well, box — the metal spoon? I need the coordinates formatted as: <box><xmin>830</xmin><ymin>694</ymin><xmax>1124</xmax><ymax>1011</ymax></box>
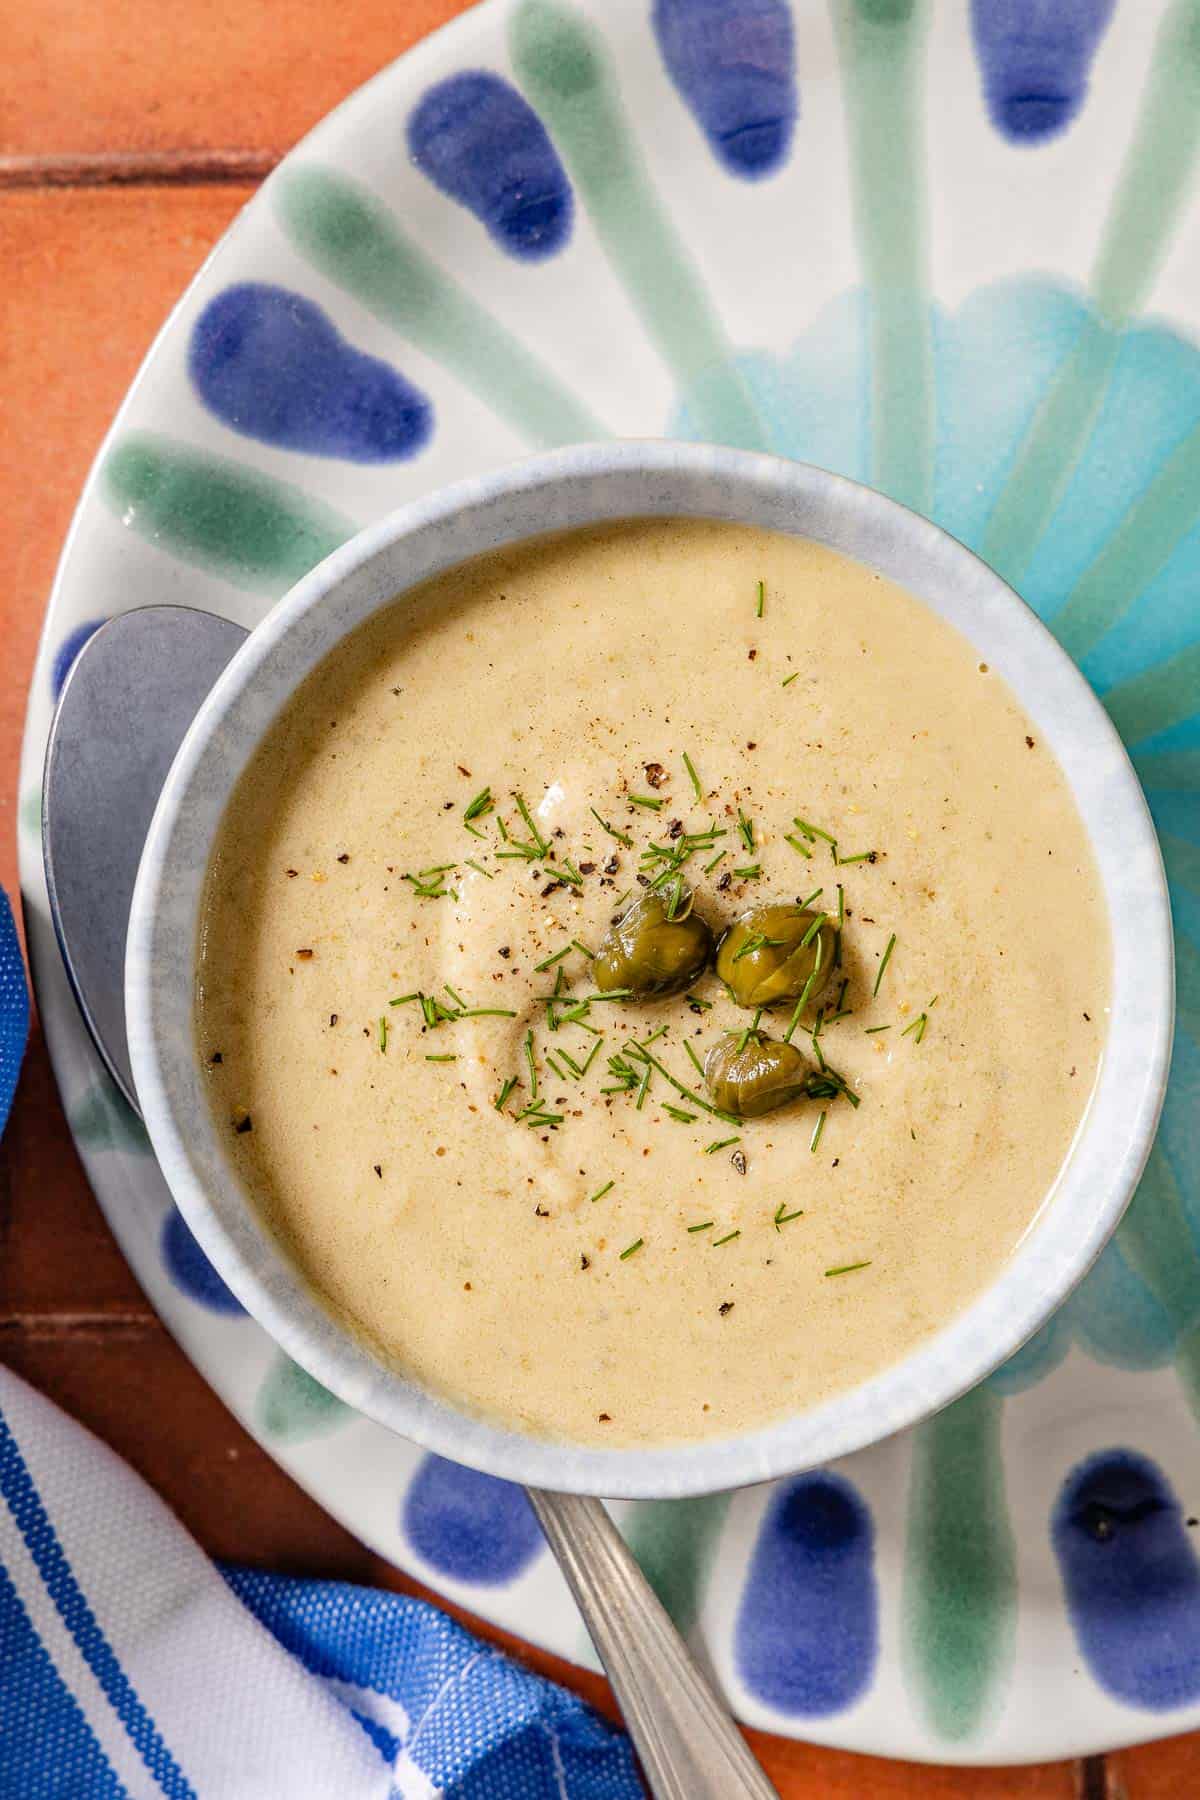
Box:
<box><xmin>42</xmin><ymin>603</ymin><xmax>779</xmax><ymax>1800</ymax></box>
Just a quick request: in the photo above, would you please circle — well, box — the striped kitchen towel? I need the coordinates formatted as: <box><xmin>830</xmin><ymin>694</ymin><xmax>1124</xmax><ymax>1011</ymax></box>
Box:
<box><xmin>0</xmin><ymin>889</ymin><xmax>641</xmax><ymax>1798</ymax></box>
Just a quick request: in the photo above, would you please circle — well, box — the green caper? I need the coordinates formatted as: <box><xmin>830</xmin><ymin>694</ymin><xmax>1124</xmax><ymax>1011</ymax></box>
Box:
<box><xmin>593</xmin><ymin>887</ymin><xmax>714</xmax><ymax>999</ymax></box>
<box><xmin>715</xmin><ymin>903</ymin><xmax>836</xmax><ymax>1011</ymax></box>
<box><xmin>704</xmin><ymin>1032</ymin><xmax>816</xmax><ymax>1118</ymax></box>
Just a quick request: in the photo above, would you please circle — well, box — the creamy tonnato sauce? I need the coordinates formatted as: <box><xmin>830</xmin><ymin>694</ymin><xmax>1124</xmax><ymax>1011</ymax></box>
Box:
<box><xmin>197</xmin><ymin>520</ymin><xmax>1109</xmax><ymax>1447</ymax></box>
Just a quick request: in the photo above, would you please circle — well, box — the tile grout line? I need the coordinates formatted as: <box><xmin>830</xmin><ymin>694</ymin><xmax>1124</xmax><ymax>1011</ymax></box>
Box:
<box><xmin>0</xmin><ymin>149</ymin><xmax>277</xmax><ymax>189</ymax></box>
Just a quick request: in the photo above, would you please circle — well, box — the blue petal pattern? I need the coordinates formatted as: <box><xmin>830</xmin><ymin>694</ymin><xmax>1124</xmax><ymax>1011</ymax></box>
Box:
<box><xmin>407</xmin><ymin>71</ymin><xmax>574</xmax><ymax>258</ymax></box>
<box><xmin>652</xmin><ymin>0</ymin><xmax>796</xmax><ymax>178</ymax></box>
<box><xmin>403</xmin><ymin>1455</ymin><xmax>543</xmax><ymax>1586</ymax></box>
<box><xmin>735</xmin><ymin>1474</ymin><xmax>877</xmax><ymax>1714</ymax></box>
<box><xmin>970</xmin><ymin>0</ymin><xmax>1117</xmax><ymax>143</ymax></box>
<box><xmin>189</xmin><ymin>285</ymin><xmax>432</xmax><ymax>463</ymax></box>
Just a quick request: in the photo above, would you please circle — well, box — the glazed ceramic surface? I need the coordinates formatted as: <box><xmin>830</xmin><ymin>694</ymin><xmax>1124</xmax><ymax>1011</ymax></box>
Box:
<box><xmin>125</xmin><ymin>440</ymin><xmax>1170</xmax><ymax>1500</ymax></box>
<box><xmin>19</xmin><ymin>0</ymin><xmax>1200</xmax><ymax>1762</ymax></box>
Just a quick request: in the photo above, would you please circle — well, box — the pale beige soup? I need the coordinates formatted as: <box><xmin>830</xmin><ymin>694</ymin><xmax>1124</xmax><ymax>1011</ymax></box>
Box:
<box><xmin>197</xmin><ymin>520</ymin><xmax>1109</xmax><ymax>1447</ymax></box>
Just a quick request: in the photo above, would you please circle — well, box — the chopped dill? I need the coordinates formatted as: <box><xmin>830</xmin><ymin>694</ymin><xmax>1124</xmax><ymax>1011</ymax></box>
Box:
<box><xmin>590</xmin><ymin>1180</ymin><xmax>614</xmax><ymax>1203</ymax></box>
<box><xmin>737</xmin><ymin>810</ymin><xmax>755</xmax><ymax>853</ymax></box>
<box><xmin>590</xmin><ymin>806</ymin><xmax>633</xmax><ymax>847</ymax></box>
<box><xmin>629</xmin><ymin>794</ymin><xmax>665</xmax><ymax>811</ymax></box>
<box><xmin>825</xmin><ymin>1261</ymin><xmax>872</xmax><ymax>1277</ymax></box>
<box><xmin>494</xmin><ymin>1076</ymin><xmax>518</xmax><ymax>1111</ymax></box>
<box><xmin>873</xmin><ymin>933</ymin><xmax>897</xmax><ymax>997</ymax></box>
<box><xmin>682</xmin><ymin>751</ymin><xmax>704</xmax><ymax>802</ymax></box>
<box><xmin>524</xmin><ymin>1030</ymin><xmax>538</xmax><ymax>1101</ymax></box>
<box><xmin>463</xmin><ymin>787</ymin><xmax>494</xmax><ymax>823</ymax></box>
<box><xmin>619</xmin><ymin>1238</ymin><xmax>644</xmax><ymax>1260</ymax></box>
<box><xmin>713</xmin><ymin>1229</ymin><xmax>741</xmax><ymax>1248</ymax></box>
<box><xmin>774</xmin><ymin>1203</ymin><xmax>804</xmax><ymax>1230</ymax></box>
<box><xmin>705</xmin><ymin>1136</ymin><xmax>740</xmax><ymax>1155</ymax></box>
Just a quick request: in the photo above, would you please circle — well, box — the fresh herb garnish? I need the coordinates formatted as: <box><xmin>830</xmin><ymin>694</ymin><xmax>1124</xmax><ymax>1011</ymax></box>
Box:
<box><xmin>873</xmin><ymin>933</ymin><xmax>897</xmax><ymax>997</ymax></box>
<box><xmin>378</xmin><ymin>1015</ymin><xmax>388</xmax><ymax>1053</ymax></box>
<box><xmin>703</xmin><ymin>850</ymin><xmax>728</xmax><ymax>874</ymax></box>
<box><xmin>425</xmin><ymin>1053</ymin><xmax>457</xmax><ymax>1062</ymax></box>
<box><xmin>590</xmin><ymin>1180</ymin><xmax>614</xmax><ymax>1203</ymax></box>
<box><xmin>514</xmin><ymin>793</ymin><xmax>550</xmax><ymax>857</ymax></box>
<box><xmin>494</xmin><ymin>1076</ymin><xmax>518</xmax><ymax>1111</ymax></box>
<box><xmin>535</xmin><ymin>945</ymin><xmax>572</xmax><ymax>973</ymax></box>
<box><xmin>663</xmin><ymin>1104</ymin><xmax>699</xmax><ymax>1123</ymax></box>
<box><xmin>590</xmin><ymin>807</ymin><xmax>633</xmax><ymax>847</ymax></box>
<box><xmin>619</xmin><ymin>1238</ymin><xmax>644</xmax><ymax>1260</ymax></box>
<box><xmin>794</xmin><ymin>817</ymin><xmax>836</xmax><ymax>848</ymax></box>
<box><xmin>737</xmin><ymin>810</ymin><xmax>755</xmax><ymax>853</ymax></box>
<box><xmin>629</xmin><ymin>794</ymin><xmax>665</xmax><ymax>811</ymax></box>
<box><xmin>781</xmin><ymin>671</ymin><xmax>799</xmax><ymax>687</ymax></box>
<box><xmin>864</xmin><ymin>1024</ymin><xmax>891</xmax><ymax>1034</ymax></box>
<box><xmin>774</xmin><ymin>1203</ymin><xmax>804</xmax><ymax>1230</ymax></box>
<box><xmin>463</xmin><ymin>787</ymin><xmax>494</xmax><ymax>823</ymax></box>
<box><xmin>825</xmin><ymin>1261</ymin><xmax>872</xmax><ymax>1277</ymax></box>
<box><xmin>810</xmin><ymin>1110</ymin><xmax>827</xmax><ymax>1154</ymax></box>
<box><xmin>756</xmin><ymin>578</ymin><xmax>765</xmax><ymax>618</ymax></box>
<box><xmin>682</xmin><ymin>751</ymin><xmax>704</xmax><ymax>802</ymax></box>
<box><xmin>836</xmin><ymin>849</ymin><xmax>875</xmax><ymax>866</ymax></box>
<box><xmin>705</xmin><ymin>1135</ymin><xmax>740</xmax><ymax>1155</ymax></box>
<box><xmin>464</xmin><ymin>859</ymin><xmax>494</xmax><ymax>879</ymax></box>
<box><xmin>732</xmin><ymin>863</ymin><xmax>761</xmax><ymax>880</ymax></box>
<box><xmin>901</xmin><ymin>1011</ymin><xmax>929</xmax><ymax>1042</ymax></box>
<box><xmin>570</xmin><ymin>939</ymin><xmax>594</xmax><ymax>959</ymax></box>
<box><xmin>524</xmin><ymin>1030</ymin><xmax>538</xmax><ymax>1101</ymax></box>
<box><xmin>687</xmin><ymin>1220</ymin><xmax>715</xmax><ymax>1233</ymax></box>
<box><xmin>784</xmin><ymin>834</ymin><xmax>813</xmax><ymax>859</ymax></box>
<box><xmin>683</xmin><ymin>1039</ymin><xmax>706</xmax><ymax>1080</ymax></box>
<box><xmin>713</xmin><ymin>1229</ymin><xmax>741</xmax><ymax>1247</ymax></box>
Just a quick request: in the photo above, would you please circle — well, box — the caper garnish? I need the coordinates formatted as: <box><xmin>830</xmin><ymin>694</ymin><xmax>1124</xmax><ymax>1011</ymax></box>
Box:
<box><xmin>593</xmin><ymin>887</ymin><xmax>714</xmax><ymax>999</ymax></box>
<box><xmin>715</xmin><ymin>903</ymin><xmax>836</xmax><ymax>1011</ymax></box>
<box><xmin>704</xmin><ymin>1032</ymin><xmax>816</xmax><ymax>1119</ymax></box>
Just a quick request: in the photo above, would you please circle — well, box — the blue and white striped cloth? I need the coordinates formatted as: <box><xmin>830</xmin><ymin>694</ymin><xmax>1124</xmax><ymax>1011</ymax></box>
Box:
<box><xmin>0</xmin><ymin>891</ymin><xmax>642</xmax><ymax>1798</ymax></box>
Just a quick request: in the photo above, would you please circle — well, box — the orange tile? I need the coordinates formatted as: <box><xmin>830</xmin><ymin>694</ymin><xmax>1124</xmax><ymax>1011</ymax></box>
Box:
<box><xmin>0</xmin><ymin>183</ymin><xmax>252</xmax><ymax>898</ymax></box>
<box><xmin>3</xmin><ymin>0</ymin><xmax>475</xmax><ymax>163</ymax></box>
<box><xmin>1110</xmin><ymin>1734</ymin><xmax>1200</xmax><ymax>1796</ymax></box>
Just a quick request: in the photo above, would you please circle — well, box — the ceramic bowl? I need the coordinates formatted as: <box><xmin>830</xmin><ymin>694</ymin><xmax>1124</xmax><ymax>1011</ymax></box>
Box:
<box><xmin>125</xmin><ymin>440</ymin><xmax>1173</xmax><ymax>1500</ymax></box>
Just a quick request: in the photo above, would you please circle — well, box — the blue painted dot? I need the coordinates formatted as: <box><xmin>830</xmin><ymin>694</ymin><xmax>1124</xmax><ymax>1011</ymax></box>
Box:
<box><xmin>161</xmin><ymin>1207</ymin><xmax>246</xmax><ymax>1314</ymax></box>
<box><xmin>652</xmin><ymin>0</ymin><xmax>796</xmax><ymax>179</ymax></box>
<box><xmin>1052</xmin><ymin>1449</ymin><xmax>1200</xmax><ymax>1710</ymax></box>
<box><xmin>735</xmin><ymin>1473</ymin><xmax>877</xmax><ymax>1714</ymax></box>
<box><xmin>51</xmin><ymin>619</ymin><xmax>105</xmax><ymax>699</ymax></box>
<box><xmin>403</xmin><ymin>1453</ymin><xmax>543</xmax><ymax>1585</ymax></box>
<box><xmin>407</xmin><ymin>71</ymin><xmax>573</xmax><ymax>259</ymax></box>
<box><xmin>189</xmin><ymin>284</ymin><xmax>432</xmax><ymax>463</ymax></box>
<box><xmin>970</xmin><ymin>0</ymin><xmax>1116</xmax><ymax>144</ymax></box>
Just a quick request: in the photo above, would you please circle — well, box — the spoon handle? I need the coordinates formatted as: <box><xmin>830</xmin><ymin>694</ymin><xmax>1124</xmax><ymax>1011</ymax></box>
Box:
<box><xmin>527</xmin><ymin>1488</ymin><xmax>779</xmax><ymax>1800</ymax></box>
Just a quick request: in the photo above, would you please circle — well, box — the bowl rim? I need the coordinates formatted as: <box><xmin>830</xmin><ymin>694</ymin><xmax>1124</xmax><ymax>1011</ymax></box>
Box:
<box><xmin>126</xmin><ymin>439</ymin><xmax>1174</xmax><ymax>1499</ymax></box>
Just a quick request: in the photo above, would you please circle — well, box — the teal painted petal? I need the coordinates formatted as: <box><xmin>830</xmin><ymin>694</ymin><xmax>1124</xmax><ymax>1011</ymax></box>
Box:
<box><xmin>509</xmin><ymin>0</ymin><xmax>769</xmax><ymax>450</ymax></box>
<box><xmin>256</xmin><ymin>1353</ymin><xmax>352</xmax><ymax>1441</ymax></box>
<box><xmin>273</xmin><ymin>164</ymin><xmax>605</xmax><ymax>448</ymax></box>
<box><xmin>1104</xmin><ymin>640</ymin><xmax>1200</xmax><ymax>747</ymax></box>
<box><xmin>903</xmin><ymin>1386</ymin><xmax>1015</xmax><ymax>1740</ymax></box>
<box><xmin>620</xmin><ymin>1495</ymin><xmax>729</xmax><ymax>1634</ymax></box>
<box><xmin>674</xmin><ymin>292</ymin><xmax>870</xmax><ymax>481</ymax></box>
<box><xmin>71</xmin><ymin>1079</ymin><xmax>152</xmax><ymax>1155</ymax></box>
<box><xmin>1068</xmin><ymin>1232</ymin><xmax>1177</xmax><ymax>1373</ymax></box>
<box><xmin>830</xmin><ymin>0</ymin><xmax>933</xmax><ymax>513</ymax></box>
<box><xmin>986</xmin><ymin>1305</ymin><xmax>1073</xmax><ymax>1396</ymax></box>
<box><xmin>1136</xmin><ymin>746</ymin><xmax>1200</xmax><ymax>790</ymax></box>
<box><xmin>101</xmin><ymin>432</ymin><xmax>355</xmax><ymax>595</ymax></box>
<box><xmin>1116</xmin><ymin>1142</ymin><xmax>1200</xmax><ymax>1343</ymax></box>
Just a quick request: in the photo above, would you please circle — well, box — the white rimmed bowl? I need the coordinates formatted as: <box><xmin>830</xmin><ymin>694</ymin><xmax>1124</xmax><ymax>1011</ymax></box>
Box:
<box><xmin>126</xmin><ymin>440</ymin><xmax>1174</xmax><ymax>1500</ymax></box>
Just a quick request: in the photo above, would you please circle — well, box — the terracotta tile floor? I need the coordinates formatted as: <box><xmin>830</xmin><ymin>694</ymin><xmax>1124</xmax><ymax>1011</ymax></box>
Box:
<box><xmin>2</xmin><ymin>6</ymin><xmax>1192</xmax><ymax>1792</ymax></box>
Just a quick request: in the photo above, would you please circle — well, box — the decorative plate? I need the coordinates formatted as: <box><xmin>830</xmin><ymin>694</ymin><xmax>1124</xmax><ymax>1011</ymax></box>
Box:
<box><xmin>18</xmin><ymin>0</ymin><xmax>1200</xmax><ymax>1764</ymax></box>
